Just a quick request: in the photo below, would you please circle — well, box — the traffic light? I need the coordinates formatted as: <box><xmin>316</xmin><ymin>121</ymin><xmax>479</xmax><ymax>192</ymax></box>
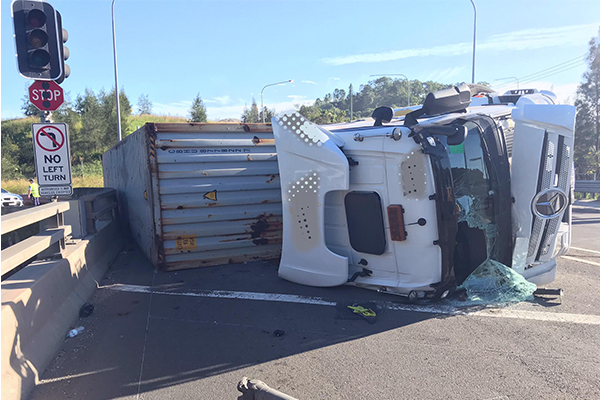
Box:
<box><xmin>55</xmin><ymin>11</ymin><xmax>70</xmax><ymax>83</ymax></box>
<box><xmin>11</xmin><ymin>0</ymin><xmax>63</xmax><ymax>80</ymax></box>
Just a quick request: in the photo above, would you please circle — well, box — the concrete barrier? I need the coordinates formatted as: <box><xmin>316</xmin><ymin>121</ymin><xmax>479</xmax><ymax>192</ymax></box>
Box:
<box><xmin>1</xmin><ymin>218</ymin><xmax>125</xmax><ymax>400</ymax></box>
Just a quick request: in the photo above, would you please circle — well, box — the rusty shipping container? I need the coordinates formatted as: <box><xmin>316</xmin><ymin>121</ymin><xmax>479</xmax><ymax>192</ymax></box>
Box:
<box><xmin>102</xmin><ymin>123</ymin><xmax>282</xmax><ymax>270</ymax></box>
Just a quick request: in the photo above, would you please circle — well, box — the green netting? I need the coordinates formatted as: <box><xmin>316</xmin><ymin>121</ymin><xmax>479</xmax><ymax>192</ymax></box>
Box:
<box><xmin>457</xmin><ymin>259</ymin><xmax>537</xmax><ymax>305</ymax></box>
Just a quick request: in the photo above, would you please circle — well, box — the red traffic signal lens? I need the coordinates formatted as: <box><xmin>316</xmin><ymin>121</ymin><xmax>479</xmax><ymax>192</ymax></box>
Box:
<box><xmin>26</xmin><ymin>9</ymin><xmax>47</xmax><ymax>28</ymax></box>
<box><xmin>29</xmin><ymin>49</ymin><xmax>50</xmax><ymax>67</ymax></box>
<box><xmin>28</xmin><ymin>29</ymin><xmax>48</xmax><ymax>48</ymax></box>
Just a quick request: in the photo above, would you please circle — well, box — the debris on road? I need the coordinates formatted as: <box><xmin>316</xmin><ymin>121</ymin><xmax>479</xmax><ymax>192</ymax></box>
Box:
<box><xmin>66</xmin><ymin>326</ymin><xmax>84</xmax><ymax>338</ymax></box>
<box><xmin>458</xmin><ymin>259</ymin><xmax>537</xmax><ymax>305</ymax></box>
<box><xmin>79</xmin><ymin>303</ymin><xmax>94</xmax><ymax>318</ymax></box>
<box><xmin>347</xmin><ymin>305</ymin><xmax>376</xmax><ymax>317</ymax></box>
<box><xmin>273</xmin><ymin>329</ymin><xmax>285</xmax><ymax>337</ymax></box>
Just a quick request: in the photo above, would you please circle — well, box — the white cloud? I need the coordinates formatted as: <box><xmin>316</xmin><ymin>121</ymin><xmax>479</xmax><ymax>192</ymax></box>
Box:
<box><xmin>426</xmin><ymin>66</ymin><xmax>466</xmax><ymax>82</ymax></box>
<box><xmin>288</xmin><ymin>94</ymin><xmax>307</xmax><ymax>101</ymax></box>
<box><xmin>153</xmin><ymin>101</ymin><xmax>192</xmax><ymax>116</ymax></box>
<box><xmin>491</xmin><ymin>81</ymin><xmax>580</xmax><ymax>104</ymax></box>
<box><xmin>301</xmin><ymin>80</ymin><xmax>317</xmax><ymax>85</ymax></box>
<box><xmin>207</xmin><ymin>104</ymin><xmax>247</xmax><ymax>120</ymax></box>
<box><xmin>204</xmin><ymin>95</ymin><xmax>231</xmax><ymax>105</ymax></box>
<box><xmin>322</xmin><ymin>23</ymin><xmax>599</xmax><ymax>65</ymax></box>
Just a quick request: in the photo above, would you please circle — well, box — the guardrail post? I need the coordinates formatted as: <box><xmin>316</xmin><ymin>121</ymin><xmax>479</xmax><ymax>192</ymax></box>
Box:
<box><xmin>38</xmin><ymin>210</ymin><xmax>65</xmax><ymax>259</ymax></box>
<box><xmin>85</xmin><ymin>197</ymin><xmax>97</xmax><ymax>234</ymax></box>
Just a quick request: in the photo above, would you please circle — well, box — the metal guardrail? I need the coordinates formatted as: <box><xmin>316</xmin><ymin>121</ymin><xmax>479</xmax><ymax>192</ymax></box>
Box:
<box><xmin>1</xmin><ymin>188</ymin><xmax>119</xmax><ymax>279</ymax></box>
<box><xmin>1</xmin><ymin>202</ymin><xmax>72</xmax><ymax>278</ymax></box>
<box><xmin>80</xmin><ymin>188</ymin><xmax>118</xmax><ymax>234</ymax></box>
<box><xmin>575</xmin><ymin>180</ymin><xmax>600</xmax><ymax>193</ymax></box>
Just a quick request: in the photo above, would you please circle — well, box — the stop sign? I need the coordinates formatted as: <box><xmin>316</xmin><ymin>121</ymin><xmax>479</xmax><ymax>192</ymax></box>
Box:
<box><xmin>29</xmin><ymin>80</ymin><xmax>64</xmax><ymax>112</ymax></box>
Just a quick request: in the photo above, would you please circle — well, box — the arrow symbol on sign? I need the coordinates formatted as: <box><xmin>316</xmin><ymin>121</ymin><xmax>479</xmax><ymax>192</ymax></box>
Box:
<box><xmin>40</xmin><ymin>128</ymin><xmax>59</xmax><ymax>148</ymax></box>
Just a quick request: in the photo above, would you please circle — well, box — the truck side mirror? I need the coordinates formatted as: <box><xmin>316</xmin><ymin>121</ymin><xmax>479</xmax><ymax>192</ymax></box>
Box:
<box><xmin>447</xmin><ymin>125</ymin><xmax>468</xmax><ymax>145</ymax></box>
<box><xmin>422</xmin><ymin>84</ymin><xmax>472</xmax><ymax>116</ymax></box>
<box><xmin>372</xmin><ymin>106</ymin><xmax>394</xmax><ymax>126</ymax></box>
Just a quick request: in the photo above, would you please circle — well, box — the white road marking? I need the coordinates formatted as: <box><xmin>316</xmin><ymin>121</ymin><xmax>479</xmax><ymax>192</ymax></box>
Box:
<box><xmin>103</xmin><ymin>284</ymin><xmax>600</xmax><ymax>326</ymax></box>
<box><xmin>562</xmin><ymin>255</ymin><xmax>600</xmax><ymax>267</ymax></box>
<box><xmin>38</xmin><ymin>367</ymin><xmax>118</xmax><ymax>384</ymax></box>
<box><xmin>136</xmin><ymin>271</ymin><xmax>156</xmax><ymax>400</ymax></box>
<box><xmin>105</xmin><ymin>283</ymin><xmax>336</xmax><ymax>306</ymax></box>
<box><xmin>569</xmin><ymin>246</ymin><xmax>600</xmax><ymax>255</ymax></box>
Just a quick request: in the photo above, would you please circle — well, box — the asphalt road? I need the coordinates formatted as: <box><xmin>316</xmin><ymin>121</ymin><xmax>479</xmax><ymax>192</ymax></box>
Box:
<box><xmin>30</xmin><ymin>201</ymin><xmax>600</xmax><ymax>400</ymax></box>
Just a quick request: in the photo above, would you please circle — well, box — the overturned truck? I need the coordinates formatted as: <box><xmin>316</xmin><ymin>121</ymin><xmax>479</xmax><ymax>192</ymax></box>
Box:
<box><xmin>272</xmin><ymin>84</ymin><xmax>575</xmax><ymax>300</ymax></box>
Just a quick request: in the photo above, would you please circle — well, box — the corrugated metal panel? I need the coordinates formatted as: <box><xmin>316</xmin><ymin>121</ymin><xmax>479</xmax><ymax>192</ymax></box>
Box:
<box><xmin>102</xmin><ymin>129</ymin><xmax>157</xmax><ymax>265</ymax></box>
<box><xmin>151</xmin><ymin>123</ymin><xmax>282</xmax><ymax>271</ymax></box>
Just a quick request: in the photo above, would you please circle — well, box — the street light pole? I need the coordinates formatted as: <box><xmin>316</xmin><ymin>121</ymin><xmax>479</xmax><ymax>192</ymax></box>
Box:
<box><xmin>349</xmin><ymin>83</ymin><xmax>353</xmax><ymax>121</ymax></box>
<box><xmin>495</xmin><ymin>76</ymin><xmax>520</xmax><ymax>89</ymax></box>
<box><xmin>112</xmin><ymin>0</ymin><xmax>122</xmax><ymax>141</ymax></box>
<box><xmin>370</xmin><ymin>74</ymin><xmax>410</xmax><ymax>106</ymax></box>
<box><xmin>470</xmin><ymin>0</ymin><xmax>477</xmax><ymax>84</ymax></box>
<box><xmin>260</xmin><ymin>79</ymin><xmax>293</xmax><ymax>123</ymax></box>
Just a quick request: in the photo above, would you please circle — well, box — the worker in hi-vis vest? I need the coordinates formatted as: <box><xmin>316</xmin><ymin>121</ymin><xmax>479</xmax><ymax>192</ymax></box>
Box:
<box><xmin>28</xmin><ymin>178</ymin><xmax>40</xmax><ymax>206</ymax></box>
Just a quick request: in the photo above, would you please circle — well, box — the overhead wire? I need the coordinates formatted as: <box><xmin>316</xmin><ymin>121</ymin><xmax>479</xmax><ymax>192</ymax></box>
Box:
<box><xmin>493</xmin><ymin>54</ymin><xmax>588</xmax><ymax>92</ymax></box>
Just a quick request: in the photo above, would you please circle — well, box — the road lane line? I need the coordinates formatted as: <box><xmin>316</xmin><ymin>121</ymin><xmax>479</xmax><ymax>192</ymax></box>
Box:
<box><xmin>136</xmin><ymin>271</ymin><xmax>156</xmax><ymax>400</ymax></box>
<box><xmin>569</xmin><ymin>246</ymin><xmax>600</xmax><ymax>255</ymax></box>
<box><xmin>562</xmin><ymin>255</ymin><xmax>600</xmax><ymax>267</ymax></box>
<box><xmin>38</xmin><ymin>367</ymin><xmax>118</xmax><ymax>385</ymax></box>
<box><xmin>103</xmin><ymin>284</ymin><xmax>600</xmax><ymax>326</ymax></box>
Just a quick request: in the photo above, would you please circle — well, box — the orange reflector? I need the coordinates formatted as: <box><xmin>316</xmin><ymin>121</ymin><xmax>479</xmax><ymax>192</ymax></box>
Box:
<box><xmin>387</xmin><ymin>205</ymin><xmax>407</xmax><ymax>241</ymax></box>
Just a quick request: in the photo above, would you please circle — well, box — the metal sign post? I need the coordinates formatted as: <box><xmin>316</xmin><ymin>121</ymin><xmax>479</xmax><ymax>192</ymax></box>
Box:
<box><xmin>32</xmin><ymin>123</ymin><xmax>73</xmax><ymax>196</ymax></box>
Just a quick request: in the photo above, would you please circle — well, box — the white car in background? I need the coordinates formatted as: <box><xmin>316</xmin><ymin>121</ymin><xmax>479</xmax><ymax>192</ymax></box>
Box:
<box><xmin>1</xmin><ymin>188</ymin><xmax>24</xmax><ymax>208</ymax></box>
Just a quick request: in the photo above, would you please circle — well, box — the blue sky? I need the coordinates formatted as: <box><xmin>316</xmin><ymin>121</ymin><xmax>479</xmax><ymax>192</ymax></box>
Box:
<box><xmin>2</xmin><ymin>0</ymin><xmax>599</xmax><ymax>120</ymax></box>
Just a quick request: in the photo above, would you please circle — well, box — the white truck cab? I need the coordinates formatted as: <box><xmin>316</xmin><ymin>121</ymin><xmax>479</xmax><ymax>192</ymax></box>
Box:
<box><xmin>272</xmin><ymin>84</ymin><xmax>576</xmax><ymax>300</ymax></box>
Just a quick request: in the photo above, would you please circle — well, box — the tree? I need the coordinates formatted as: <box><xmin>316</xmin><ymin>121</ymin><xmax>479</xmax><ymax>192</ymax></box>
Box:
<box><xmin>137</xmin><ymin>93</ymin><xmax>153</xmax><ymax>115</ymax></box>
<box><xmin>241</xmin><ymin>99</ymin><xmax>260</xmax><ymax>123</ymax></box>
<box><xmin>189</xmin><ymin>93</ymin><xmax>207</xmax><ymax>122</ymax></box>
<box><xmin>574</xmin><ymin>28</ymin><xmax>600</xmax><ymax>178</ymax></box>
<box><xmin>259</xmin><ymin>106</ymin><xmax>275</xmax><ymax>123</ymax></box>
<box><xmin>21</xmin><ymin>93</ymin><xmax>39</xmax><ymax>117</ymax></box>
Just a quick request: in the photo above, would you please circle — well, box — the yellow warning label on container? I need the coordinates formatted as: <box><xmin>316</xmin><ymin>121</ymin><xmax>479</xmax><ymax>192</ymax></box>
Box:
<box><xmin>203</xmin><ymin>190</ymin><xmax>217</xmax><ymax>201</ymax></box>
<box><xmin>176</xmin><ymin>235</ymin><xmax>197</xmax><ymax>251</ymax></box>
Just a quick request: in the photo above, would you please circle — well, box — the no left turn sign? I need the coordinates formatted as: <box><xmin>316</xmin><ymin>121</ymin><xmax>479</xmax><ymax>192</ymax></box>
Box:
<box><xmin>32</xmin><ymin>123</ymin><xmax>73</xmax><ymax>196</ymax></box>
<box><xmin>36</xmin><ymin>125</ymin><xmax>65</xmax><ymax>152</ymax></box>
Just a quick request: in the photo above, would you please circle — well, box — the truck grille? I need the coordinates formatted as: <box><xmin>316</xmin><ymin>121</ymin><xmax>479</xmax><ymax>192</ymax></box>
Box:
<box><xmin>526</xmin><ymin>133</ymin><xmax>570</xmax><ymax>265</ymax></box>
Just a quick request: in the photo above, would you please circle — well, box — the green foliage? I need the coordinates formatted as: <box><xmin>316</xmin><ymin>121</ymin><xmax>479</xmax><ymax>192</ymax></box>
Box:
<box><xmin>189</xmin><ymin>94</ymin><xmax>208</xmax><ymax>122</ymax></box>
<box><xmin>137</xmin><ymin>93</ymin><xmax>153</xmax><ymax>115</ymax></box>
<box><xmin>241</xmin><ymin>98</ymin><xmax>275</xmax><ymax>123</ymax></box>
<box><xmin>296</xmin><ymin>77</ymin><xmax>454</xmax><ymax>124</ymax></box>
<box><xmin>574</xmin><ymin>28</ymin><xmax>600</xmax><ymax>178</ymax></box>
<box><xmin>21</xmin><ymin>93</ymin><xmax>39</xmax><ymax>117</ymax></box>
<box><xmin>1</xmin><ymin>117</ymin><xmax>37</xmax><ymax>179</ymax></box>
<box><xmin>3</xmin><ymin>87</ymin><xmax>133</xmax><ymax>180</ymax></box>
<box><xmin>127</xmin><ymin>115</ymin><xmax>188</xmax><ymax>133</ymax></box>
<box><xmin>297</xmin><ymin>104</ymin><xmax>347</xmax><ymax>124</ymax></box>
<box><xmin>241</xmin><ymin>99</ymin><xmax>260</xmax><ymax>123</ymax></box>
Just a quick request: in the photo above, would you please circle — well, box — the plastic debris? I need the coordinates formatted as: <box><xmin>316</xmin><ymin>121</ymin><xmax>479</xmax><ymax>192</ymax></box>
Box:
<box><xmin>348</xmin><ymin>305</ymin><xmax>376</xmax><ymax>317</ymax></box>
<box><xmin>79</xmin><ymin>302</ymin><xmax>94</xmax><ymax>318</ymax></box>
<box><xmin>457</xmin><ymin>259</ymin><xmax>537</xmax><ymax>305</ymax></box>
<box><xmin>66</xmin><ymin>326</ymin><xmax>84</xmax><ymax>338</ymax></box>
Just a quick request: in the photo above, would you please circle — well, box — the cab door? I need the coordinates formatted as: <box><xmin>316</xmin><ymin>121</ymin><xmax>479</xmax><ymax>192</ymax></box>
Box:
<box><xmin>272</xmin><ymin>112</ymin><xmax>350</xmax><ymax>287</ymax></box>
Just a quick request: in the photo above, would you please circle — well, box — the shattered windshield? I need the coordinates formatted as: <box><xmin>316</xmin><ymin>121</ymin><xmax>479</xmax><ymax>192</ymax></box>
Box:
<box><xmin>448</xmin><ymin>121</ymin><xmax>498</xmax><ymax>280</ymax></box>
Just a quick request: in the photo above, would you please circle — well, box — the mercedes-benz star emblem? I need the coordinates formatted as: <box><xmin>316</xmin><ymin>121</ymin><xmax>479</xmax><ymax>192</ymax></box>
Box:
<box><xmin>532</xmin><ymin>189</ymin><xmax>568</xmax><ymax>219</ymax></box>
